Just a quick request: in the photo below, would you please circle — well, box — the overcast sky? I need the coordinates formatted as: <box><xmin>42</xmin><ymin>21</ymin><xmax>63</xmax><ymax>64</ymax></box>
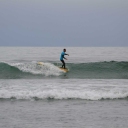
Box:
<box><xmin>0</xmin><ymin>0</ymin><xmax>128</xmax><ymax>46</ymax></box>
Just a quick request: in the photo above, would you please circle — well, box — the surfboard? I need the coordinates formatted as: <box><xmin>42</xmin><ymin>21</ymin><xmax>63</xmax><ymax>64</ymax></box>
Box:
<box><xmin>37</xmin><ymin>62</ymin><xmax>44</xmax><ymax>65</ymax></box>
<box><xmin>37</xmin><ymin>62</ymin><xmax>68</xmax><ymax>72</ymax></box>
<box><xmin>59</xmin><ymin>67</ymin><xmax>69</xmax><ymax>72</ymax></box>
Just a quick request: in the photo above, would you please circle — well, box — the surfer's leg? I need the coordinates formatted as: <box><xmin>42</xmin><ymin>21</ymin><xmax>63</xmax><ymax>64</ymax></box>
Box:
<box><xmin>63</xmin><ymin>60</ymin><xmax>66</xmax><ymax>69</ymax></box>
<box><xmin>61</xmin><ymin>60</ymin><xmax>65</xmax><ymax>68</ymax></box>
<box><xmin>63</xmin><ymin>60</ymin><xmax>65</xmax><ymax>68</ymax></box>
<box><xmin>61</xmin><ymin>60</ymin><xmax>64</xmax><ymax>68</ymax></box>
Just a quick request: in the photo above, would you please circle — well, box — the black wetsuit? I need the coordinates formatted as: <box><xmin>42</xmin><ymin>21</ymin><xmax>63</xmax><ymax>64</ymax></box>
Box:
<box><xmin>61</xmin><ymin>60</ymin><xmax>65</xmax><ymax>69</ymax></box>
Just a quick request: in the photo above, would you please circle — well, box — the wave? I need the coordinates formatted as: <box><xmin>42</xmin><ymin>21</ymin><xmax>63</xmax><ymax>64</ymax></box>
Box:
<box><xmin>0</xmin><ymin>61</ymin><xmax>128</xmax><ymax>79</ymax></box>
<box><xmin>0</xmin><ymin>62</ymin><xmax>62</xmax><ymax>79</ymax></box>
<box><xmin>0</xmin><ymin>79</ymin><xmax>128</xmax><ymax>101</ymax></box>
<box><xmin>0</xmin><ymin>88</ymin><xmax>128</xmax><ymax>100</ymax></box>
<box><xmin>67</xmin><ymin>61</ymin><xmax>128</xmax><ymax>79</ymax></box>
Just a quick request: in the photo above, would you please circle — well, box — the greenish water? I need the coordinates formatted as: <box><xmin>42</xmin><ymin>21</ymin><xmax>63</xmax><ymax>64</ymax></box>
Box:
<box><xmin>0</xmin><ymin>61</ymin><xmax>128</xmax><ymax>79</ymax></box>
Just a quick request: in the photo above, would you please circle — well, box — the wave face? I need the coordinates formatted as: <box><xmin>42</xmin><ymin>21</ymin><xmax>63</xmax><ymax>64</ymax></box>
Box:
<box><xmin>0</xmin><ymin>61</ymin><xmax>128</xmax><ymax>79</ymax></box>
<box><xmin>0</xmin><ymin>62</ymin><xmax>62</xmax><ymax>79</ymax></box>
<box><xmin>67</xmin><ymin>61</ymin><xmax>128</xmax><ymax>79</ymax></box>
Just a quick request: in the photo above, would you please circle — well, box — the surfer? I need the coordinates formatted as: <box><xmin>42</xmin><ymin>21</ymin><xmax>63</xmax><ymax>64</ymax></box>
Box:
<box><xmin>60</xmin><ymin>49</ymin><xmax>69</xmax><ymax>69</ymax></box>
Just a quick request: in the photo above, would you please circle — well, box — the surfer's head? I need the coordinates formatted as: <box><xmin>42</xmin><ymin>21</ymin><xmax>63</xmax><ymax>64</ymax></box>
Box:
<box><xmin>63</xmin><ymin>49</ymin><xmax>66</xmax><ymax>52</ymax></box>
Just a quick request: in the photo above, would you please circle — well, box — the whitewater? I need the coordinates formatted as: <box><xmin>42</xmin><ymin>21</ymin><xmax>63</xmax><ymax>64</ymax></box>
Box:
<box><xmin>0</xmin><ymin>79</ymin><xmax>128</xmax><ymax>100</ymax></box>
<box><xmin>0</xmin><ymin>47</ymin><xmax>128</xmax><ymax>128</ymax></box>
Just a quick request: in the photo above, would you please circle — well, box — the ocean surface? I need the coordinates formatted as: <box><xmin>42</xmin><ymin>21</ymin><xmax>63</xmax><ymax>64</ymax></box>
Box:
<box><xmin>0</xmin><ymin>47</ymin><xmax>128</xmax><ymax>128</ymax></box>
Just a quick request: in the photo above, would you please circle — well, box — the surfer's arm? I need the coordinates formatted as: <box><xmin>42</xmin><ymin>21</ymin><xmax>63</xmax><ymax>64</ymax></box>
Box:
<box><xmin>63</xmin><ymin>56</ymin><xmax>67</xmax><ymax>60</ymax></box>
<box><xmin>65</xmin><ymin>53</ymin><xmax>69</xmax><ymax>56</ymax></box>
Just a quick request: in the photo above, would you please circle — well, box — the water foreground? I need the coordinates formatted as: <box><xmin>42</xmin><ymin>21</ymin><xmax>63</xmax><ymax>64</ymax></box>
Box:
<box><xmin>0</xmin><ymin>99</ymin><xmax>128</xmax><ymax>128</ymax></box>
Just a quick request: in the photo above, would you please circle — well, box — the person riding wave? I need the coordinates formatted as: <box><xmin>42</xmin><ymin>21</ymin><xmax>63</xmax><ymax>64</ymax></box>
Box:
<box><xmin>60</xmin><ymin>49</ymin><xmax>69</xmax><ymax>69</ymax></box>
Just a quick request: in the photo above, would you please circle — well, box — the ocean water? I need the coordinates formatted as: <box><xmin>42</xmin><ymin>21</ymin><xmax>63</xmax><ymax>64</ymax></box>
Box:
<box><xmin>0</xmin><ymin>47</ymin><xmax>128</xmax><ymax>128</ymax></box>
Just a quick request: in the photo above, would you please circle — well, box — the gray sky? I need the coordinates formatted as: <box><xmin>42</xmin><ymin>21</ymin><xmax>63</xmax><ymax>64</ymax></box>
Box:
<box><xmin>0</xmin><ymin>0</ymin><xmax>128</xmax><ymax>46</ymax></box>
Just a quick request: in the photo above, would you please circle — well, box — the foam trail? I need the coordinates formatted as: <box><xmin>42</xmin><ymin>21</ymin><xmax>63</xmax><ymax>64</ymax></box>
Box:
<box><xmin>9</xmin><ymin>62</ymin><xmax>62</xmax><ymax>76</ymax></box>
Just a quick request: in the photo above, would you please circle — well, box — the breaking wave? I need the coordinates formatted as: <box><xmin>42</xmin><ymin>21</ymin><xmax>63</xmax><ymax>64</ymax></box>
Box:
<box><xmin>0</xmin><ymin>61</ymin><xmax>128</xmax><ymax>79</ymax></box>
<box><xmin>0</xmin><ymin>86</ymin><xmax>128</xmax><ymax>100</ymax></box>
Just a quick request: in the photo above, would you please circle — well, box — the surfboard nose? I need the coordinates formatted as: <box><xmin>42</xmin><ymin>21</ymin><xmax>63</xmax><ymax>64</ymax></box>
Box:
<box><xmin>59</xmin><ymin>67</ymin><xmax>69</xmax><ymax>72</ymax></box>
<box><xmin>37</xmin><ymin>62</ymin><xmax>44</xmax><ymax>65</ymax></box>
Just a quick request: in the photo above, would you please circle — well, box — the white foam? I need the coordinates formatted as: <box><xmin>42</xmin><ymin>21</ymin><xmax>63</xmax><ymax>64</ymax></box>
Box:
<box><xmin>0</xmin><ymin>88</ymin><xmax>128</xmax><ymax>100</ymax></box>
<box><xmin>0</xmin><ymin>79</ymin><xmax>128</xmax><ymax>100</ymax></box>
<box><xmin>9</xmin><ymin>62</ymin><xmax>62</xmax><ymax>76</ymax></box>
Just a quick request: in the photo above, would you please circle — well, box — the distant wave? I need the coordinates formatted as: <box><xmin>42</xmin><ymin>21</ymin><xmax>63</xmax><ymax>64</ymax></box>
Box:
<box><xmin>0</xmin><ymin>61</ymin><xmax>128</xmax><ymax>79</ymax></box>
